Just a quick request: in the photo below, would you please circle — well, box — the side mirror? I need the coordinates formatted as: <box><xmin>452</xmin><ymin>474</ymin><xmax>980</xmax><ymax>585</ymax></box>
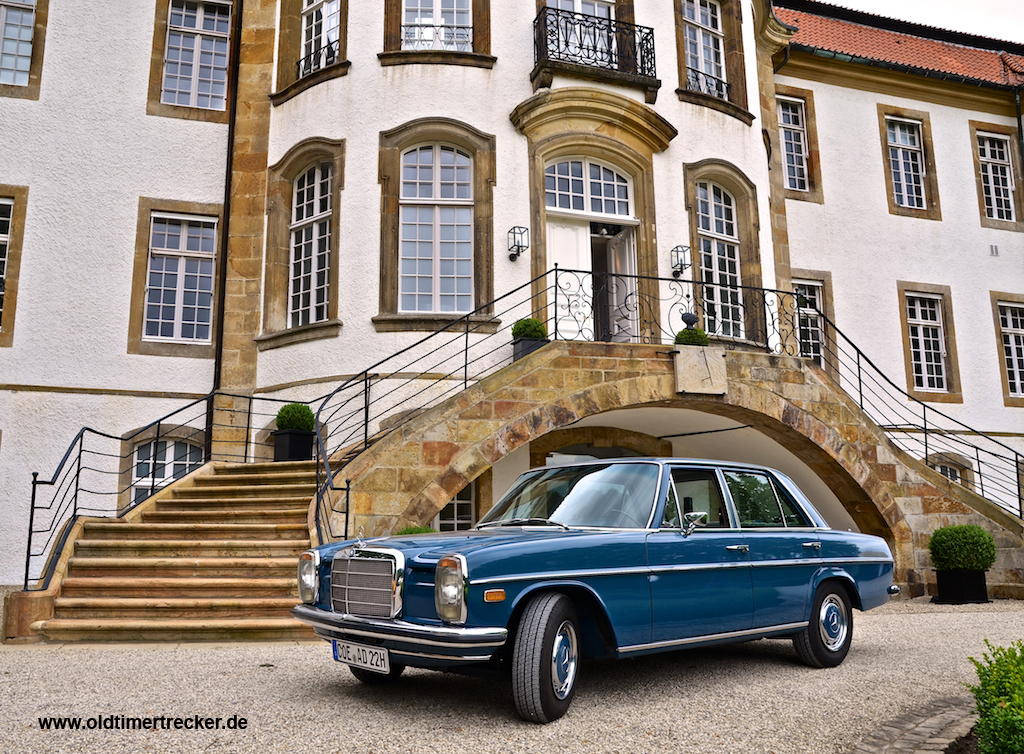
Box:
<box><xmin>682</xmin><ymin>511</ymin><xmax>708</xmax><ymax>536</ymax></box>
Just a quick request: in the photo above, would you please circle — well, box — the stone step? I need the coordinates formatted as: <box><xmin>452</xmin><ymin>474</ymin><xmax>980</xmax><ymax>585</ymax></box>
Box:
<box><xmin>74</xmin><ymin>539</ymin><xmax>309</xmax><ymax>558</ymax></box>
<box><xmin>53</xmin><ymin>596</ymin><xmax>299</xmax><ymax>620</ymax></box>
<box><xmin>216</xmin><ymin>460</ymin><xmax>318</xmax><ymax>475</ymax></box>
<box><xmin>31</xmin><ymin>617</ymin><xmax>315</xmax><ymax>643</ymax></box>
<box><xmin>141</xmin><ymin>509</ymin><xmax>307</xmax><ymax>525</ymax></box>
<box><xmin>194</xmin><ymin>471</ymin><xmax>318</xmax><ymax>487</ymax></box>
<box><xmin>81</xmin><ymin>522</ymin><xmax>310</xmax><ymax>541</ymax></box>
<box><xmin>154</xmin><ymin>496</ymin><xmax>311</xmax><ymax>511</ymax></box>
<box><xmin>66</xmin><ymin>557</ymin><xmax>296</xmax><ymax>579</ymax></box>
<box><xmin>60</xmin><ymin>576</ymin><xmax>299</xmax><ymax>598</ymax></box>
<box><xmin>168</xmin><ymin>484</ymin><xmax>316</xmax><ymax>500</ymax></box>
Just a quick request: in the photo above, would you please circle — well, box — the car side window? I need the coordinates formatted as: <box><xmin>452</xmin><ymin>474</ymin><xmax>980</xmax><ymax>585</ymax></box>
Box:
<box><xmin>670</xmin><ymin>468</ymin><xmax>728</xmax><ymax>528</ymax></box>
<box><xmin>774</xmin><ymin>480</ymin><xmax>812</xmax><ymax>527</ymax></box>
<box><xmin>661</xmin><ymin>480</ymin><xmax>681</xmax><ymax>528</ymax></box>
<box><xmin>724</xmin><ymin>471</ymin><xmax>785</xmax><ymax>528</ymax></box>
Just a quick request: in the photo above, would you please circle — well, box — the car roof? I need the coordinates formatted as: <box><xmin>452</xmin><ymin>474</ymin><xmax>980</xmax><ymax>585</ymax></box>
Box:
<box><xmin>532</xmin><ymin>457</ymin><xmax>787</xmax><ymax>474</ymax></box>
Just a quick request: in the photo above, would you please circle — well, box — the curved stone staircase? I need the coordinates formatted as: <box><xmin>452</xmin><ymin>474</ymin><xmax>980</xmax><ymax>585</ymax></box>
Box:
<box><xmin>27</xmin><ymin>461</ymin><xmax>316</xmax><ymax>642</ymax></box>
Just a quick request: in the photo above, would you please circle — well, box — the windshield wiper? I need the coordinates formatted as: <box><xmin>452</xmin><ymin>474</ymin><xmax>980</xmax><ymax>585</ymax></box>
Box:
<box><xmin>476</xmin><ymin>518</ymin><xmax>570</xmax><ymax>530</ymax></box>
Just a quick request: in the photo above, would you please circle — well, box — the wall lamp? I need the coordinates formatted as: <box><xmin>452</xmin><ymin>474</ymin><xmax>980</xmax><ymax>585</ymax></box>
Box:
<box><xmin>671</xmin><ymin>245</ymin><xmax>692</xmax><ymax>278</ymax></box>
<box><xmin>508</xmin><ymin>226</ymin><xmax>530</xmax><ymax>261</ymax></box>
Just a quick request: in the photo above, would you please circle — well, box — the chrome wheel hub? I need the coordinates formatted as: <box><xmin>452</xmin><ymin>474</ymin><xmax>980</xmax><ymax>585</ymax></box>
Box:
<box><xmin>818</xmin><ymin>594</ymin><xmax>849</xmax><ymax>651</ymax></box>
<box><xmin>550</xmin><ymin>620</ymin><xmax>578</xmax><ymax>700</ymax></box>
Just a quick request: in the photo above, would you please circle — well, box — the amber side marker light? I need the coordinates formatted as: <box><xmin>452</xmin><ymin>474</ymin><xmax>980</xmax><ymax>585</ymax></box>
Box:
<box><xmin>483</xmin><ymin>589</ymin><xmax>506</xmax><ymax>603</ymax></box>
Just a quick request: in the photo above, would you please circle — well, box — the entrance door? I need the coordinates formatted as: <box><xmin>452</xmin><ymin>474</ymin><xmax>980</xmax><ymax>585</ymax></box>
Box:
<box><xmin>605</xmin><ymin>227</ymin><xmax>637</xmax><ymax>342</ymax></box>
<box><xmin>547</xmin><ymin>218</ymin><xmax>593</xmax><ymax>340</ymax></box>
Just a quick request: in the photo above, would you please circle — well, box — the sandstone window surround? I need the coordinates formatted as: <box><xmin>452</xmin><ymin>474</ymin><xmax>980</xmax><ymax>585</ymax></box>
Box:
<box><xmin>876</xmin><ymin>105</ymin><xmax>941</xmax><ymax>221</ymax></box>
<box><xmin>897</xmin><ymin>281</ymin><xmax>962</xmax><ymax>404</ymax></box>
<box><xmin>991</xmin><ymin>291</ymin><xmax>1024</xmax><ymax>409</ymax></box>
<box><xmin>0</xmin><ymin>184</ymin><xmax>28</xmax><ymax>348</ymax></box>
<box><xmin>258</xmin><ymin>137</ymin><xmax>344</xmax><ymax>352</ymax></box>
<box><xmin>271</xmin><ymin>0</ymin><xmax>351</xmax><ymax>106</ymax></box>
<box><xmin>128</xmin><ymin>197</ymin><xmax>223</xmax><ymax>359</ymax></box>
<box><xmin>970</xmin><ymin>121</ymin><xmax>1023</xmax><ymax>233</ymax></box>
<box><xmin>775</xmin><ymin>85</ymin><xmax>823</xmax><ymax>204</ymax></box>
<box><xmin>673</xmin><ymin>0</ymin><xmax>750</xmax><ymax>124</ymax></box>
<box><xmin>381</xmin><ymin>0</ymin><xmax>494</xmax><ymax>68</ymax></box>
<box><xmin>0</xmin><ymin>0</ymin><xmax>46</xmax><ymax>101</ymax></box>
<box><xmin>147</xmin><ymin>0</ymin><xmax>232</xmax><ymax>123</ymax></box>
<box><xmin>925</xmin><ymin>452</ymin><xmax>976</xmax><ymax>491</ymax></box>
<box><xmin>375</xmin><ymin>118</ymin><xmax>496</xmax><ymax>333</ymax></box>
<box><xmin>116</xmin><ymin>425</ymin><xmax>208</xmax><ymax>511</ymax></box>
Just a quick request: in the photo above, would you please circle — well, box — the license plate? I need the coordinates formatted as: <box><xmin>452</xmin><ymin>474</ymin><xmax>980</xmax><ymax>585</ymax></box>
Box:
<box><xmin>333</xmin><ymin>640</ymin><xmax>391</xmax><ymax>674</ymax></box>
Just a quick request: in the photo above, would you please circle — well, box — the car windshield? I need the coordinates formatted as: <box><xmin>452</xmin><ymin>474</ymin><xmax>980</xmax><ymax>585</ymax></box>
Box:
<box><xmin>478</xmin><ymin>462</ymin><xmax>661</xmax><ymax>529</ymax></box>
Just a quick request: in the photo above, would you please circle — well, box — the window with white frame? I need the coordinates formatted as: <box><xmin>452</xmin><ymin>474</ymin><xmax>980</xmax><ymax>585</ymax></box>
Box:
<box><xmin>886</xmin><ymin>118</ymin><xmax>926</xmax><ymax>209</ymax></box>
<box><xmin>546</xmin><ymin>0</ymin><xmax>615</xmax><ymax>62</ymax></box>
<box><xmin>794</xmin><ymin>279</ymin><xmax>824</xmax><ymax>365</ymax></box>
<box><xmin>681</xmin><ymin>0</ymin><xmax>726</xmax><ymax>100</ymax></box>
<box><xmin>144</xmin><ymin>214</ymin><xmax>216</xmax><ymax>342</ymax></box>
<box><xmin>547</xmin><ymin>0</ymin><xmax>613</xmax><ymax>16</ymax></box>
<box><xmin>0</xmin><ymin>198</ymin><xmax>10</xmax><ymax>329</ymax></box>
<box><xmin>300</xmin><ymin>0</ymin><xmax>340</xmax><ymax>76</ymax></box>
<box><xmin>400</xmin><ymin>144</ymin><xmax>473</xmax><ymax>314</ymax></box>
<box><xmin>161</xmin><ymin>0</ymin><xmax>231</xmax><ymax>110</ymax></box>
<box><xmin>545</xmin><ymin>159</ymin><xmax>631</xmax><ymax>216</ymax></box>
<box><xmin>0</xmin><ymin>0</ymin><xmax>34</xmax><ymax>86</ymax></box>
<box><xmin>132</xmin><ymin>439</ymin><xmax>204</xmax><ymax>504</ymax></box>
<box><xmin>290</xmin><ymin>161</ymin><xmax>333</xmax><ymax>328</ymax></box>
<box><xmin>999</xmin><ymin>303</ymin><xmax>1024</xmax><ymax>397</ymax></box>
<box><xmin>978</xmin><ymin>134</ymin><xmax>1015</xmax><ymax>222</ymax></box>
<box><xmin>696</xmin><ymin>181</ymin><xmax>743</xmax><ymax>338</ymax></box>
<box><xmin>403</xmin><ymin>0</ymin><xmax>471</xmax><ymax>52</ymax></box>
<box><xmin>434</xmin><ymin>483</ymin><xmax>475</xmax><ymax>531</ymax></box>
<box><xmin>779</xmin><ymin>97</ymin><xmax>809</xmax><ymax>192</ymax></box>
<box><xmin>905</xmin><ymin>294</ymin><xmax>946</xmax><ymax>391</ymax></box>
<box><xmin>935</xmin><ymin>462</ymin><xmax>962</xmax><ymax>484</ymax></box>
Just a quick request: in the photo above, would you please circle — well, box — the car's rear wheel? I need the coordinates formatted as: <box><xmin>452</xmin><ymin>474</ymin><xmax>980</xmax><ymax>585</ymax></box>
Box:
<box><xmin>349</xmin><ymin>663</ymin><xmax>405</xmax><ymax>684</ymax></box>
<box><xmin>794</xmin><ymin>581</ymin><xmax>853</xmax><ymax>668</ymax></box>
<box><xmin>512</xmin><ymin>593</ymin><xmax>580</xmax><ymax>723</ymax></box>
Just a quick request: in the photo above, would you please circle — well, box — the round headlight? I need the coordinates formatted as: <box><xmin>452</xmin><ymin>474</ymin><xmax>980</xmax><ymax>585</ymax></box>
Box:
<box><xmin>434</xmin><ymin>554</ymin><xmax>467</xmax><ymax>625</ymax></box>
<box><xmin>298</xmin><ymin>550</ymin><xmax>320</xmax><ymax>604</ymax></box>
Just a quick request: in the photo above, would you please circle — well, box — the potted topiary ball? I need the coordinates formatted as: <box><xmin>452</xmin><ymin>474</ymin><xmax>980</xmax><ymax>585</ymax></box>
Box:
<box><xmin>674</xmin><ymin>327</ymin><xmax>710</xmax><ymax>346</ymax></box>
<box><xmin>928</xmin><ymin>524</ymin><xmax>996</xmax><ymax>604</ymax></box>
<box><xmin>272</xmin><ymin>403</ymin><xmax>316</xmax><ymax>462</ymax></box>
<box><xmin>511</xmin><ymin>317</ymin><xmax>549</xmax><ymax>361</ymax></box>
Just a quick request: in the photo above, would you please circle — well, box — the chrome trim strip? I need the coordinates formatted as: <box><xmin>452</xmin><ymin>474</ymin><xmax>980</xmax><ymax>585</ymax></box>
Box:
<box><xmin>470</xmin><ymin>566</ymin><xmax>650</xmax><ymax>586</ymax></box>
<box><xmin>292</xmin><ymin>605</ymin><xmax>507</xmax><ymax>649</ymax></box>
<box><xmin>619</xmin><ymin>621</ymin><xmax>809</xmax><ymax>653</ymax></box>
<box><xmin>390</xmin><ymin>649</ymin><xmax>495</xmax><ymax>662</ymax></box>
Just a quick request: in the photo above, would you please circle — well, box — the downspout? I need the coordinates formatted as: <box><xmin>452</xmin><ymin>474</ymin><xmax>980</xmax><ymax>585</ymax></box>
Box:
<box><xmin>206</xmin><ymin>0</ymin><xmax>244</xmax><ymax>460</ymax></box>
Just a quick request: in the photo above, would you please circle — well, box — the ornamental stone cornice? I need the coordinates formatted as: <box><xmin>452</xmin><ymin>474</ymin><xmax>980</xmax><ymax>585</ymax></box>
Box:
<box><xmin>753</xmin><ymin>0</ymin><xmax>796</xmax><ymax>56</ymax></box>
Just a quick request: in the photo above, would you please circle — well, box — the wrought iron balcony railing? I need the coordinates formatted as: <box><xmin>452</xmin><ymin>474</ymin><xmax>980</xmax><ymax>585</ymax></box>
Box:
<box><xmin>534</xmin><ymin>6</ymin><xmax>656</xmax><ymax>79</ymax></box>
<box><xmin>401</xmin><ymin>23</ymin><xmax>473</xmax><ymax>53</ymax></box>
<box><xmin>686</xmin><ymin>67</ymin><xmax>730</xmax><ymax>100</ymax></box>
<box><xmin>297</xmin><ymin>39</ymin><xmax>340</xmax><ymax>79</ymax></box>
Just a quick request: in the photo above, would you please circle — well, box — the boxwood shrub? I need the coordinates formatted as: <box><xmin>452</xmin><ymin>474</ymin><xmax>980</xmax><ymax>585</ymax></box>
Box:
<box><xmin>969</xmin><ymin>640</ymin><xmax>1024</xmax><ymax>754</ymax></box>
<box><xmin>511</xmin><ymin>317</ymin><xmax>547</xmax><ymax>340</ymax></box>
<box><xmin>275</xmin><ymin>403</ymin><xmax>315</xmax><ymax>432</ymax></box>
<box><xmin>394</xmin><ymin>525</ymin><xmax>436</xmax><ymax>535</ymax></box>
<box><xmin>928</xmin><ymin>524</ymin><xmax>996</xmax><ymax>571</ymax></box>
<box><xmin>674</xmin><ymin>328</ymin><xmax>710</xmax><ymax>346</ymax></box>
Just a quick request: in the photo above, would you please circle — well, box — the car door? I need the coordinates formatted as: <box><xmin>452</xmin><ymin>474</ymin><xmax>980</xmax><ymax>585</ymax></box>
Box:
<box><xmin>721</xmin><ymin>469</ymin><xmax>822</xmax><ymax>629</ymax></box>
<box><xmin>646</xmin><ymin>466</ymin><xmax>753</xmax><ymax>644</ymax></box>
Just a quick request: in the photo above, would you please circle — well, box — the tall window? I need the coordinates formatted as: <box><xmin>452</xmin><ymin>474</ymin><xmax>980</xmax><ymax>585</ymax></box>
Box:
<box><xmin>794</xmin><ymin>279</ymin><xmax>824</xmax><ymax>365</ymax></box>
<box><xmin>0</xmin><ymin>0</ymin><xmax>34</xmax><ymax>86</ymax></box>
<box><xmin>886</xmin><ymin>119</ymin><xmax>925</xmax><ymax>209</ymax></box>
<box><xmin>779</xmin><ymin>97</ymin><xmax>808</xmax><ymax>192</ymax></box>
<box><xmin>403</xmin><ymin>0</ymin><xmax>471</xmax><ymax>52</ymax></box>
<box><xmin>161</xmin><ymin>0</ymin><xmax>231</xmax><ymax>110</ymax></box>
<box><xmin>133</xmin><ymin>439</ymin><xmax>204</xmax><ymax>504</ymax></box>
<box><xmin>0</xmin><ymin>198</ymin><xmax>10</xmax><ymax>330</ymax></box>
<box><xmin>978</xmin><ymin>134</ymin><xmax>1015</xmax><ymax>222</ymax></box>
<box><xmin>696</xmin><ymin>181</ymin><xmax>743</xmax><ymax>338</ymax></box>
<box><xmin>999</xmin><ymin>303</ymin><xmax>1024</xmax><ymax>398</ymax></box>
<box><xmin>905</xmin><ymin>294</ymin><xmax>946</xmax><ymax>392</ymax></box>
<box><xmin>399</xmin><ymin>144</ymin><xmax>473</xmax><ymax>314</ymax></box>
<box><xmin>145</xmin><ymin>214</ymin><xmax>217</xmax><ymax>343</ymax></box>
<box><xmin>300</xmin><ymin>0</ymin><xmax>341</xmax><ymax>76</ymax></box>
<box><xmin>290</xmin><ymin>162</ymin><xmax>333</xmax><ymax>328</ymax></box>
<box><xmin>545</xmin><ymin>159</ymin><xmax>631</xmax><ymax>216</ymax></box>
<box><xmin>681</xmin><ymin>0</ymin><xmax>725</xmax><ymax>99</ymax></box>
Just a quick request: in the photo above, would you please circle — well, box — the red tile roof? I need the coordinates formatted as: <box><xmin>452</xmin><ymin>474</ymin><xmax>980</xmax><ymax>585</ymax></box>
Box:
<box><xmin>774</xmin><ymin>5</ymin><xmax>1024</xmax><ymax>88</ymax></box>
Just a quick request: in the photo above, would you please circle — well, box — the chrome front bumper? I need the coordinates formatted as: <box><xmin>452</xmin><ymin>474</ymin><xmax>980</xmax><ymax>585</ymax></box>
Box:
<box><xmin>291</xmin><ymin>604</ymin><xmax>508</xmax><ymax>663</ymax></box>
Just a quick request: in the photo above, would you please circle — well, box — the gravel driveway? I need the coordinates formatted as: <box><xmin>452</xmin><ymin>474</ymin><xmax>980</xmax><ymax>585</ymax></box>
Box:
<box><xmin>1</xmin><ymin>598</ymin><xmax>1021</xmax><ymax>754</ymax></box>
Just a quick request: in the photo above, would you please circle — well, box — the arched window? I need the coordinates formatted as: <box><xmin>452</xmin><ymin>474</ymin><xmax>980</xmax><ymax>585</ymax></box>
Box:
<box><xmin>290</xmin><ymin>161</ymin><xmax>333</xmax><ymax>328</ymax></box>
<box><xmin>544</xmin><ymin>159</ymin><xmax>631</xmax><ymax>217</ymax></box>
<box><xmin>132</xmin><ymin>439</ymin><xmax>204</xmax><ymax>504</ymax></box>
<box><xmin>399</xmin><ymin>144</ymin><xmax>474</xmax><ymax>313</ymax></box>
<box><xmin>696</xmin><ymin>181</ymin><xmax>743</xmax><ymax>337</ymax></box>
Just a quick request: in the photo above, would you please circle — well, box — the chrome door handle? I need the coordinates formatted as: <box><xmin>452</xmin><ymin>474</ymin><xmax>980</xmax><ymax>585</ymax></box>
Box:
<box><xmin>725</xmin><ymin>544</ymin><xmax>749</xmax><ymax>553</ymax></box>
<box><xmin>802</xmin><ymin>541</ymin><xmax>822</xmax><ymax>549</ymax></box>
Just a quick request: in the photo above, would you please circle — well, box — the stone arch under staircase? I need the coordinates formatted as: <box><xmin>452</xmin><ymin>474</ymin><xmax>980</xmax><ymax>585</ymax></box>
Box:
<box><xmin>331</xmin><ymin>341</ymin><xmax>1023</xmax><ymax>598</ymax></box>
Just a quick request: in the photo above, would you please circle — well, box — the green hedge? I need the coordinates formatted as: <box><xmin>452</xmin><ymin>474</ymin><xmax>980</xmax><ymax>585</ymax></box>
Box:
<box><xmin>511</xmin><ymin>317</ymin><xmax>547</xmax><ymax>340</ymax></box>
<box><xmin>275</xmin><ymin>403</ymin><xmax>315</xmax><ymax>432</ymax></box>
<box><xmin>969</xmin><ymin>640</ymin><xmax>1024</xmax><ymax>754</ymax></box>
<box><xmin>394</xmin><ymin>525</ymin><xmax>436</xmax><ymax>536</ymax></box>
<box><xmin>928</xmin><ymin>524</ymin><xmax>996</xmax><ymax>571</ymax></box>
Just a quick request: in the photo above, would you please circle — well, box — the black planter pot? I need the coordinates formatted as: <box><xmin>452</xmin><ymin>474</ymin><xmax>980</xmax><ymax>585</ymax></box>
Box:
<box><xmin>932</xmin><ymin>569</ymin><xmax>990</xmax><ymax>604</ymax></box>
<box><xmin>513</xmin><ymin>337</ymin><xmax>548</xmax><ymax>361</ymax></box>
<box><xmin>272</xmin><ymin>429</ymin><xmax>315</xmax><ymax>462</ymax></box>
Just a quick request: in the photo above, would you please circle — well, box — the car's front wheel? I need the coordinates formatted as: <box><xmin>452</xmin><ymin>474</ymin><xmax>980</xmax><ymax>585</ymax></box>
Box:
<box><xmin>512</xmin><ymin>593</ymin><xmax>580</xmax><ymax>723</ymax></box>
<box><xmin>794</xmin><ymin>581</ymin><xmax>853</xmax><ymax>668</ymax></box>
<box><xmin>349</xmin><ymin>663</ymin><xmax>405</xmax><ymax>684</ymax></box>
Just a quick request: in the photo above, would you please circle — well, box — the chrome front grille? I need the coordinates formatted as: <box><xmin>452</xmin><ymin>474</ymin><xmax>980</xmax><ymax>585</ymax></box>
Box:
<box><xmin>330</xmin><ymin>551</ymin><xmax>397</xmax><ymax>618</ymax></box>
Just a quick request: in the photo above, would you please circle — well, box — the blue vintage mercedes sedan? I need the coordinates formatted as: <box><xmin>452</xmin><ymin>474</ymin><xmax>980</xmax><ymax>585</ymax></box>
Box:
<box><xmin>292</xmin><ymin>459</ymin><xmax>898</xmax><ymax>723</ymax></box>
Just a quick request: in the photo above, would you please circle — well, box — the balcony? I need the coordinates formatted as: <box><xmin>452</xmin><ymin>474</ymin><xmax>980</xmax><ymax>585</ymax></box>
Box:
<box><xmin>531</xmin><ymin>7</ymin><xmax>660</xmax><ymax>104</ymax></box>
<box><xmin>685</xmin><ymin>67</ymin><xmax>730</xmax><ymax>101</ymax></box>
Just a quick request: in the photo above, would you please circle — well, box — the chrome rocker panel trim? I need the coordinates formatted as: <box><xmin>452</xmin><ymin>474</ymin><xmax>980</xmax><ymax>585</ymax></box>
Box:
<box><xmin>618</xmin><ymin>621</ymin><xmax>809</xmax><ymax>655</ymax></box>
